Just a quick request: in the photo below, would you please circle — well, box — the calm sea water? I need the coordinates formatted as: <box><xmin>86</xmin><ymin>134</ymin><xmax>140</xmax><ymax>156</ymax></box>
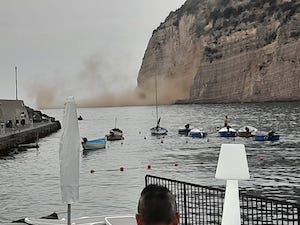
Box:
<box><xmin>0</xmin><ymin>102</ymin><xmax>299</xmax><ymax>223</ymax></box>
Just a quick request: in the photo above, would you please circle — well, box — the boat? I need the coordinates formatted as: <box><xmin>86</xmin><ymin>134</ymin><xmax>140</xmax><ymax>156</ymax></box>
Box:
<box><xmin>82</xmin><ymin>137</ymin><xmax>106</xmax><ymax>150</ymax></box>
<box><xmin>189</xmin><ymin>128</ymin><xmax>207</xmax><ymax>138</ymax></box>
<box><xmin>254</xmin><ymin>131</ymin><xmax>280</xmax><ymax>141</ymax></box>
<box><xmin>178</xmin><ymin>124</ymin><xmax>192</xmax><ymax>135</ymax></box>
<box><xmin>25</xmin><ymin>215</ymin><xmax>136</xmax><ymax>225</ymax></box>
<box><xmin>218</xmin><ymin>127</ymin><xmax>237</xmax><ymax>137</ymax></box>
<box><xmin>151</xmin><ymin>124</ymin><xmax>168</xmax><ymax>136</ymax></box>
<box><xmin>106</xmin><ymin>128</ymin><xmax>124</xmax><ymax>141</ymax></box>
<box><xmin>106</xmin><ymin>118</ymin><xmax>124</xmax><ymax>141</ymax></box>
<box><xmin>150</xmin><ymin>72</ymin><xmax>168</xmax><ymax>136</ymax></box>
<box><xmin>238</xmin><ymin>126</ymin><xmax>258</xmax><ymax>137</ymax></box>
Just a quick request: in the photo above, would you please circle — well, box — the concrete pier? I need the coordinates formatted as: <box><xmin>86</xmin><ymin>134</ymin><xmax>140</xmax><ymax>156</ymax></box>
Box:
<box><xmin>0</xmin><ymin>120</ymin><xmax>61</xmax><ymax>156</ymax></box>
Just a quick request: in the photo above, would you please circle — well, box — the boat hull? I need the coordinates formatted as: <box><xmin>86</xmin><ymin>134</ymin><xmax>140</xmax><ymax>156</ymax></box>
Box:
<box><xmin>218</xmin><ymin>127</ymin><xmax>237</xmax><ymax>137</ymax></box>
<box><xmin>189</xmin><ymin>128</ymin><xmax>207</xmax><ymax>138</ymax></box>
<box><xmin>255</xmin><ymin>133</ymin><xmax>280</xmax><ymax>141</ymax></box>
<box><xmin>151</xmin><ymin>127</ymin><xmax>168</xmax><ymax>135</ymax></box>
<box><xmin>82</xmin><ymin>138</ymin><xmax>106</xmax><ymax>150</ymax></box>
<box><xmin>238</xmin><ymin>126</ymin><xmax>258</xmax><ymax>137</ymax></box>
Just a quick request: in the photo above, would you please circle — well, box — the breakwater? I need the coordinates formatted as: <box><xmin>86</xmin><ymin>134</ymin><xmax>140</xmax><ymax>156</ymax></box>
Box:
<box><xmin>0</xmin><ymin>121</ymin><xmax>61</xmax><ymax>156</ymax></box>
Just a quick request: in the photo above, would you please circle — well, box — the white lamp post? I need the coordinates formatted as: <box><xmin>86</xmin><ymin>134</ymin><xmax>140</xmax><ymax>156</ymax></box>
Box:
<box><xmin>215</xmin><ymin>144</ymin><xmax>250</xmax><ymax>225</ymax></box>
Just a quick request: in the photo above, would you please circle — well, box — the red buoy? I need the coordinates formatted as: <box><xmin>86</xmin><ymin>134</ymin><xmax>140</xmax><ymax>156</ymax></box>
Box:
<box><xmin>147</xmin><ymin>164</ymin><xmax>152</xmax><ymax>170</ymax></box>
<box><xmin>120</xmin><ymin>167</ymin><xmax>124</xmax><ymax>172</ymax></box>
<box><xmin>174</xmin><ymin>163</ymin><xmax>179</xmax><ymax>167</ymax></box>
<box><xmin>259</xmin><ymin>157</ymin><xmax>265</xmax><ymax>161</ymax></box>
<box><xmin>90</xmin><ymin>169</ymin><xmax>95</xmax><ymax>174</ymax></box>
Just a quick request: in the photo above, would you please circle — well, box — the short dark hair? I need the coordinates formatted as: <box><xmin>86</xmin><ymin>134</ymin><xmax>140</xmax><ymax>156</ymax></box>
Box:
<box><xmin>137</xmin><ymin>184</ymin><xmax>177</xmax><ymax>225</ymax></box>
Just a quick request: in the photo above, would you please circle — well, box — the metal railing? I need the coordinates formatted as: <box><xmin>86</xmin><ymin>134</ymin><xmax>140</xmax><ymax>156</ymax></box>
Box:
<box><xmin>145</xmin><ymin>175</ymin><xmax>300</xmax><ymax>225</ymax></box>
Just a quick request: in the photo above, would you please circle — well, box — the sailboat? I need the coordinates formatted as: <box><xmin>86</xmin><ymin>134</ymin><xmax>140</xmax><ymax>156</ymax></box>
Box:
<box><xmin>150</xmin><ymin>74</ymin><xmax>168</xmax><ymax>136</ymax></box>
<box><xmin>106</xmin><ymin>117</ymin><xmax>124</xmax><ymax>141</ymax></box>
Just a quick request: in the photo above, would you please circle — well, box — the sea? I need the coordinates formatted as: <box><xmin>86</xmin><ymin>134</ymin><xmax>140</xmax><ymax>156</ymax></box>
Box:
<box><xmin>0</xmin><ymin>102</ymin><xmax>299</xmax><ymax>223</ymax></box>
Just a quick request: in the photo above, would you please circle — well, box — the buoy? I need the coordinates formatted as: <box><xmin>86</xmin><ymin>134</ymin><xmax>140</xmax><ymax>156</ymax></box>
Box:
<box><xmin>174</xmin><ymin>163</ymin><xmax>179</xmax><ymax>167</ymax></box>
<box><xmin>161</xmin><ymin>139</ymin><xmax>163</xmax><ymax>143</ymax></box>
<box><xmin>207</xmin><ymin>138</ymin><xmax>210</xmax><ymax>142</ymax></box>
<box><xmin>121</xmin><ymin>142</ymin><xmax>123</xmax><ymax>145</ymax></box>
<box><xmin>120</xmin><ymin>167</ymin><xmax>124</xmax><ymax>172</ymax></box>
<box><xmin>259</xmin><ymin>157</ymin><xmax>265</xmax><ymax>161</ymax></box>
<box><xmin>144</xmin><ymin>137</ymin><xmax>146</xmax><ymax>140</ymax></box>
<box><xmin>185</xmin><ymin>140</ymin><xmax>188</xmax><ymax>143</ymax></box>
<box><xmin>147</xmin><ymin>164</ymin><xmax>152</xmax><ymax>170</ymax></box>
<box><xmin>90</xmin><ymin>169</ymin><xmax>95</xmax><ymax>174</ymax></box>
<box><xmin>139</xmin><ymin>131</ymin><xmax>141</xmax><ymax>134</ymax></box>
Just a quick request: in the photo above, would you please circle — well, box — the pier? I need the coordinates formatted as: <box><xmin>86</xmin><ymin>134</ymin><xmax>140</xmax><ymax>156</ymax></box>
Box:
<box><xmin>0</xmin><ymin>120</ymin><xmax>61</xmax><ymax>156</ymax></box>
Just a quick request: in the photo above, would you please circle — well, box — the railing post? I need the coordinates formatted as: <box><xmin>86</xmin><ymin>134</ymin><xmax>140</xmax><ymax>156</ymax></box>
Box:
<box><xmin>297</xmin><ymin>207</ymin><xmax>300</xmax><ymax>225</ymax></box>
<box><xmin>183</xmin><ymin>184</ymin><xmax>188</xmax><ymax>225</ymax></box>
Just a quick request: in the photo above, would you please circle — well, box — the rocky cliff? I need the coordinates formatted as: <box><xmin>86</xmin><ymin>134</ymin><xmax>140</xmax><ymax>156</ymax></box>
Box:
<box><xmin>137</xmin><ymin>0</ymin><xmax>300</xmax><ymax>104</ymax></box>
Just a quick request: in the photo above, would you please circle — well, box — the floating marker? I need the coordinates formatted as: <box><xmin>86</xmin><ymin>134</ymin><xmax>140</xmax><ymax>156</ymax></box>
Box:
<box><xmin>161</xmin><ymin>139</ymin><xmax>163</xmax><ymax>143</ymax></box>
<box><xmin>120</xmin><ymin>167</ymin><xmax>124</xmax><ymax>172</ymax></box>
<box><xmin>174</xmin><ymin>163</ymin><xmax>179</xmax><ymax>167</ymax></box>
<box><xmin>259</xmin><ymin>157</ymin><xmax>265</xmax><ymax>161</ymax></box>
<box><xmin>90</xmin><ymin>169</ymin><xmax>95</xmax><ymax>174</ymax></box>
<box><xmin>144</xmin><ymin>137</ymin><xmax>146</xmax><ymax>140</ymax></box>
<box><xmin>147</xmin><ymin>164</ymin><xmax>152</xmax><ymax>170</ymax></box>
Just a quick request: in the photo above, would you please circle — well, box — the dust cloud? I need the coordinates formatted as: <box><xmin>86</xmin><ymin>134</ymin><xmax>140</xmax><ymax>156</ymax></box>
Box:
<box><xmin>26</xmin><ymin>54</ymin><xmax>191</xmax><ymax>109</ymax></box>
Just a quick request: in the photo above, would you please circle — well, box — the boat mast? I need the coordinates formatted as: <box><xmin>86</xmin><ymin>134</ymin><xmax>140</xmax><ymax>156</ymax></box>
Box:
<box><xmin>155</xmin><ymin>73</ymin><xmax>159</xmax><ymax>123</ymax></box>
<box><xmin>15</xmin><ymin>66</ymin><xmax>18</xmax><ymax>100</ymax></box>
<box><xmin>115</xmin><ymin>117</ymin><xmax>117</xmax><ymax>128</ymax></box>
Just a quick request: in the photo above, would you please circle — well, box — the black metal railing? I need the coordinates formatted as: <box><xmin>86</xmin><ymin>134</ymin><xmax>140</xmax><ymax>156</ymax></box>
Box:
<box><xmin>145</xmin><ymin>175</ymin><xmax>300</xmax><ymax>225</ymax></box>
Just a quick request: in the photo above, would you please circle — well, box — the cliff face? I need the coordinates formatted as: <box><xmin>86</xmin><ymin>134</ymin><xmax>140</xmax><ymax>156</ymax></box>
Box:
<box><xmin>137</xmin><ymin>0</ymin><xmax>300</xmax><ymax>103</ymax></box>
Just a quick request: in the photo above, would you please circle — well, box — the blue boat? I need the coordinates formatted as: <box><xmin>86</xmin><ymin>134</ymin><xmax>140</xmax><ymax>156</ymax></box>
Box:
<box><xmin>254</xmin><ymin>131</ymin><xmax>280</xmax><ymax>141</ymax></box>
<box><xmin>82</xmin><ymin>137</ymin><xmax>106</xmax><ymax>150</ymax></box>
<box><xmin>189</xmin><ymin>128</ymin><xmax>207</xmax><ymax>138</ymax></box>
<box><xmin>218</xmin><ymin>127</ymin><xmax>237</xmax><ymax>137</ymax></box>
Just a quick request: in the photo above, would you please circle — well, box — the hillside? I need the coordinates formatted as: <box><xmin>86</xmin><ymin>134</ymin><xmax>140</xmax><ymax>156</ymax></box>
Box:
<box><xmin>137</xmin><ymin>0</ymin><xmax>300</xmax><ymax>104</ymax></box>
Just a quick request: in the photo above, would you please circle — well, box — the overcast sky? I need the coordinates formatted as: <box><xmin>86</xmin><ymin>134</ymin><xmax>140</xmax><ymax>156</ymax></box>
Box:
<box><xmin>0</xmin><ymin>0</ymin><xmax>186</xmax><ymax>108</ymax></box>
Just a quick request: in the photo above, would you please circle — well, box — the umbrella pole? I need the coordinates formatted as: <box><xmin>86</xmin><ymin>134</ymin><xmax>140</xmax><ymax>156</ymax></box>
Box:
<box><xmin>67</xmin><ymin>204</ymin><xmax>71</xmax><ymax>225</ymax></box>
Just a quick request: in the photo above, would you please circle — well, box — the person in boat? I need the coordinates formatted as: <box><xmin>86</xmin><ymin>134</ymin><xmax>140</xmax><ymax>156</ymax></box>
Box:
<box><xmin>245</xmin><ymin>126</ymin><xmax>250</xmax><ymax>137</ymax></box>
<box><xmin>136</xmin><ymin>184</ymin><xmax>180</xmax><ymax>225</ymax></box>
<box><xmin>184</xmin><ymin>123</ymin><xmax>190</xmax><ymax>130</ymax></box>
<box><xmin>268</xmin><ymin>130</ymin><xmax>275</xmax><ymax>137</ymax></box>
<box><xmin>224</xmin><ymin>115</ymin><xmax>229</xmax><ymax>127</ymax></box>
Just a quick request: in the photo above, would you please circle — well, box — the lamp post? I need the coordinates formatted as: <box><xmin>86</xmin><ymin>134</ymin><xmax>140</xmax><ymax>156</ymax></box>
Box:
<box><xmin>215</xmin><ymin>144</ymin><xmax>250</xmax><ymax>225</ymax></box>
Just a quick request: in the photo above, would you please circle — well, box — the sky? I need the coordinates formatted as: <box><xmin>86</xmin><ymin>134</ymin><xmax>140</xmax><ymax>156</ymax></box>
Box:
<box><xmin>0</xmin><ymin>0</ymin><xmax>186</xmax><ymax>108</ymax></box>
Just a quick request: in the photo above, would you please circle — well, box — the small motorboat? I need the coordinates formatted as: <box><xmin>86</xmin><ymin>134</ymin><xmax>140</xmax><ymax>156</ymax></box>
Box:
<box><xmin>151</xmin><ymin>117</ymin><xmax>168</xmax><ymax>136</ymax></box>
<box><xmin>78</xmin><ymin>115</ymin><xmax>83</xmax><ymax>120</ymax></box>
<box><xmin>238</xmin><ymin>126</ymin><xmax>258</xmax><ymax>137</ymax></box>
<box><xmin>189</xmin><ymin>128</ymin><xmax>207</xmax><ymax>138</ymax></box>
<box><xmin>106</xmin><ymin>128</ymin><xmax>124</xmax><ymax>141</ymax></box>
<box><xmin>218</xmin><ymin>127</ymin><xmax>237</xmax><ymax>137</ymax></box>
<box><xmin>151</xmin><ymin>126</ymin><xmax>168</xmax><ymax>136</ymax></box>
<box><xmin>178</xmin><ymin>123</ymin><xmax>192</xmax><ymax>135</ymax></box>
<box><xmin>81</xmin><ymin>137</ymin><xmax>106</xmax><ymax>150</ymax></box>
<box><xmin>254</xmin><ymin>131</ymin><xmax>280</xmax><ymax>141</ymax></box>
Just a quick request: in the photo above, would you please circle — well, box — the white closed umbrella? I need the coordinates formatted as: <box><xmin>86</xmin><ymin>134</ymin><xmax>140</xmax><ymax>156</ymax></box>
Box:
<box><xmin>59</xmin><ymin>96</ymin><xmax>80</xmax><ymax>225</ymax></box>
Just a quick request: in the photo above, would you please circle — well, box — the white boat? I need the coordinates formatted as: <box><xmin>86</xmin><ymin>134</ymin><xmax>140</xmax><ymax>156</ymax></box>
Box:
<box><xmin>106</xmin><ymin>119</ymin><xmax>124</xmax><ymax>141</ymax></box>
<box><xmin>25</xmin><ymin>215</ymin><xmax>136</xmax><ymax>225</ymax></box>
<box><xmin>189</xmin><ymin>128</ymin><xmax>207</xmax><ymax>138</ymax></box>
<box><xmin>218</xmin><ymin>127</ymin><xmax>237</xmax><ymax>137</ymax></box>
<box><xmin>82</xmin><ymin>137</ymin><xmax>106</xmax><ymax>150</ymax></box>
<box><xmin>150</xmin><ymin>125</ymin><xmax>168</xmax><ymax>135</ymax></box>
<box><xmin>238</xmin><ymin>126</ymin><xmax>258</xmax><ymax>137</ymax></box>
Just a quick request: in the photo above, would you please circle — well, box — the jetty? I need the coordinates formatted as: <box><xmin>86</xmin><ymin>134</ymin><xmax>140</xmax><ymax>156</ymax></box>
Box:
<box><xmin>0</xmin><ymin>99</ymin><xmax>61</xmax><ymax>156</ymax></box>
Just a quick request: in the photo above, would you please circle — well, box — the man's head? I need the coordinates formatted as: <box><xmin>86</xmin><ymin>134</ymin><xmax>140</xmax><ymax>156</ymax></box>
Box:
<box><xmin>136</xmin><ymin>184</ymin><xmax>180</xmax><ymax>225</ymax></box>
